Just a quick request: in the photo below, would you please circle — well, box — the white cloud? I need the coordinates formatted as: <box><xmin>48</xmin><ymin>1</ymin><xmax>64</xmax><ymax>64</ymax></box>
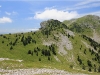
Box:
<box><xmin>78</xmin><ymin>11</ymin><xmax>100</xmax><ymax>18</ymax></box>
<box><xmin>5</xmin><ymin>11</ymin><xmax>18</xmax><ymax>15</ymax></box>
<box><xmin>34</xmin><ymin>9</ymin><xmax>79</xmax><ymax>21</ymax></box>
<box><xmin>75</xmin><ymin>0</ymin><xmax>100</xmax><ymax>6</ymax></box>
<box><xmin>0</xmin><ymin>5</ymin><xmax>1</xmax><ymax>8</ymax></box>
<box><xmin>64</xmin><ymin>0</ymin><xmax>100</xmax><ymax>11</ymax></box>
<box><xmin>12</xmin><ymin>11</ymin><xmax>18</xmax><ymax>15</ymax></box>
<box><xmin>0</xmin><ymin>17</ymin><xmax>12</xmax><ymax>23</ymax></box>
<box><xmin>66</xmin><ymin>2</ymin><xmax>100</xmax><ymax>11</ymax></box>
<box><xmin>5</xmin><ymin>12</ymin><xmax>11</xmax><ymax>15</ymax></box>
<box><xmin>91</xmin><ymin>11</ymin><xmax>100</xmax><ymax>16</ymax></box>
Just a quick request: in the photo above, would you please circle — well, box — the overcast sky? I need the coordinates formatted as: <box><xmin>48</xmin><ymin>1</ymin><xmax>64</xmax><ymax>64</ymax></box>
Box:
<box><xmin>0</xmin><ymin>0</ymin><xmax>100</xmax><ymax>33</ymax></box>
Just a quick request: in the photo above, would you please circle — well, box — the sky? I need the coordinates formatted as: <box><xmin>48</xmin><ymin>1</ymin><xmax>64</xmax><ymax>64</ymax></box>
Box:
<box><xmin>0</xmin><ymin>0</ymin><xmax>100</xmax><ymax>34</ymax></box>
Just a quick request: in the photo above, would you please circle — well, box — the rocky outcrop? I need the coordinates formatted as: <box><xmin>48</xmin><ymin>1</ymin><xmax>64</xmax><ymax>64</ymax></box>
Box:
<box><xmin>40</xmin><ymin>21</ymin><xmax>48</xmax><ymax>29</ymax></box>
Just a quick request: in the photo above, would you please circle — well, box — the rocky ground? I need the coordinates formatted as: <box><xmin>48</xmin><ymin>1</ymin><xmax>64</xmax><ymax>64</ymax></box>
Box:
<box><xmin>0</xmin><ymin>68</ymin><xmax>88</xmax><ymax>75</ymax></box>
<box><xmin>92</xmin><ymin>29</ymin><xmax>100</xmax><ymax>43</ymax></box>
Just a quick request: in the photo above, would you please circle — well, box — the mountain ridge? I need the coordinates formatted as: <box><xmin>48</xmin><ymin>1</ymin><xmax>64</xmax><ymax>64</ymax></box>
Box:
<box><xmin>0</xmin><ymin>15</ymin><xmax>100</xmax><ymax>75</ymax></box>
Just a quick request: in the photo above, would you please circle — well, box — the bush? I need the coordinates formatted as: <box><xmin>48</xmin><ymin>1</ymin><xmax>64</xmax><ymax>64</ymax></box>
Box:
<box><xmin>28</xmin><ymin>50</ymin><xmax>31</xmax><ymax>54</ymax></box>
<box><xmin>87</xmin><ymin>60</ymin><xmax>92</xmax><ymax>67</ymax></box>
<box><xmin>2</xmin><ymin>41</ymin><xmax>4</xmax><ymax>43</ymax></box>
<box><xmin>82</xmin><ymin>65</ymin><xmax>85</xmax><ymax>70</ymax></box>
<box><xmin>39</xmin><ymin>58</ymin><xmax>41</xmax><ymax>61</ymax></box>
<box><xmin>88</xmin><ymin>67</ymin><xmax>92</xmax><ymax>72</ymax></box>
<box><xmin>10</xmin><ymin>46</ymin><xmax>13</xmax><ymax>50</ymax></box>
<box><xmin>98</xmin><ymin>66</ymin><xmax>100</xmax><ymax>72</ymax></box>
<box><xmin>48</xmin><ymin>57</ymin><xmax>50</xmax><ymax>61</ymax></box>
<box><xmin>70</xmin><ymin>64</ymin><xmax>73</xmax><ymax>69</ymax></box>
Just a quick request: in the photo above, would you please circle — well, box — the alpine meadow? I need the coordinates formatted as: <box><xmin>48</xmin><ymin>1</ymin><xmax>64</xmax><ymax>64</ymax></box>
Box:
<box><xmin>0</xmin><ymin>15</ymin><xmax>100</xmax><ymax>75</ymax></box>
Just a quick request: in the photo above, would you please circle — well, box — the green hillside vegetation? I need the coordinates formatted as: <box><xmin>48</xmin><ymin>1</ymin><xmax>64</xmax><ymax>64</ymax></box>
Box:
<box><xmin>63</xmin><ymin>15</ymin><xmax>100</xmax><ymax>36</ymax></box>
<box><xmin>0</xmin><ymin>15</ymin><xmax>100</xmax><ymax>75</ymax></box>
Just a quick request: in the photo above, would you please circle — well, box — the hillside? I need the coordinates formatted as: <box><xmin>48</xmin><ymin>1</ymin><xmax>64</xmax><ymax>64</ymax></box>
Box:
<box><xmin>0</xmin><ymin>15</ymin><xmax>100</xmax><ymax>75</ymax></box>
<box><xmin>63</xmin><ymin>15</ymin><xmax>100</xmax><ymax>43</ymax></box>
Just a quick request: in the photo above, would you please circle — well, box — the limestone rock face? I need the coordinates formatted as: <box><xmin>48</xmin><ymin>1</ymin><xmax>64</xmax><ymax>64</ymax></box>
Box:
<box><xmin>40</xmin><ymin>21</ymin><xmax>48</xmax><ymax>29</ymax></box>
<box><xmin>40</xmin><ymin>19</ymin><xmax>54</xmax><ymax>29</ymax></box>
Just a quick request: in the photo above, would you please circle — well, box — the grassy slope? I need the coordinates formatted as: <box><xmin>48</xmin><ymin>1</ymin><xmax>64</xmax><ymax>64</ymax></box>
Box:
<box><xmin>63</xmin><ymin>15</ymin><xmax>100</xmax><ymax>37</ymax></box>
<box><xmin>62</xmin><ymin>15</ymin><xmax>100</xmax><ymax>74</ymax></box>
<box><xmin>0</xmin><ymin>18</ymin><xmax>100</xmax><ymax>75</ymax></box>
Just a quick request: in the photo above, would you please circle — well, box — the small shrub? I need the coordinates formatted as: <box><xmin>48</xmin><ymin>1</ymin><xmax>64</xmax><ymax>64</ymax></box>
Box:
<box><xmin>10</xmin><ymin>46</ymin><xmax>13</xmax><ymax>50</ymax></box>
<box><xmin>70</xmin><ymin>64</ymin><xmax>73</xmax><ymax>69</ymax></box>
<box><xmin>39</xmin><ymin>58</ymin><xmax>41</xmax><ymax>61</ymax></box>
<box><xmin>88</xmin><ymin>67</ymin><xmax>92</xmax><ymax>72</ymax></box>
<box><xmin>28</xmin><ymin>50</ymin><xmax>31</xmax><ymax>54</ymax></box>
<box><xmin>2</xmin><ymin>41</ymin><xmax>4</xmax><ymax>43</ymax></box>
<box><xmin>48</xmin><ymin>57</ymin><xmax>50</xmax><ymax>61</ymax></box>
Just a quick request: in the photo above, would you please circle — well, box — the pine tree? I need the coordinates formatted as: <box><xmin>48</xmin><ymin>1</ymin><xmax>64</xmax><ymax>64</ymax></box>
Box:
<box><xmin>87</xmin><ymin>60</ymin><xmax>92</xmax><ymax>67</ymax></box>
<box><xmin>88</xmin><ymin>67</ymin><xmax>92</xmax><ymax>72</ymax></box>
<box><xmin>2</xmin><ymin>41</ymin><xmax>4</xmax><ymax>43</ymax></box>
<box><xmin>82</xmin><ymin>65</ymin><xmax>85</xmax><ymax>70</ymax></box>
<box><xmin>48</xmin><ymin>57</ymin><xmax>50</xmax><ymax>61</ymax></box>
<box><xmin>39</xmin><ymin>58</ymin><xmax>41</xmax><ymax>61</ymax></box>
<box><xmin>28</xmin><ymin>50</ymin><xmax>31</xmax><ymax>54</ymax></box>
<box><xmin>10</xmin><ymin>46</ymin><xmax>13</xmax><ymax>50</ymax></box>
<box><xmin>98</xmin><ymin>66</ymin><xmax>100</xmax><ymax>72</ymax></box>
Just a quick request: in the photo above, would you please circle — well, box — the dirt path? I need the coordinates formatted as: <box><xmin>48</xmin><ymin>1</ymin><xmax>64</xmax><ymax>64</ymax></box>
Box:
<box><xmin>0</xmin><ymin>68</ymin><xmax>88</xmax><ymax>75</ymax></box>
<box><xmin>0</xmin><ymin>58</ymin><xmax>23</xmax><ymax>62</ymax></box>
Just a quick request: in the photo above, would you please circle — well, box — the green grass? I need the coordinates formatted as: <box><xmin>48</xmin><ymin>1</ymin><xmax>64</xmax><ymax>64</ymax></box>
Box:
<box><xmin>0</xmin><ymin>18</ymin><xmax>100</xmax><ymax>75</ymax></box>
